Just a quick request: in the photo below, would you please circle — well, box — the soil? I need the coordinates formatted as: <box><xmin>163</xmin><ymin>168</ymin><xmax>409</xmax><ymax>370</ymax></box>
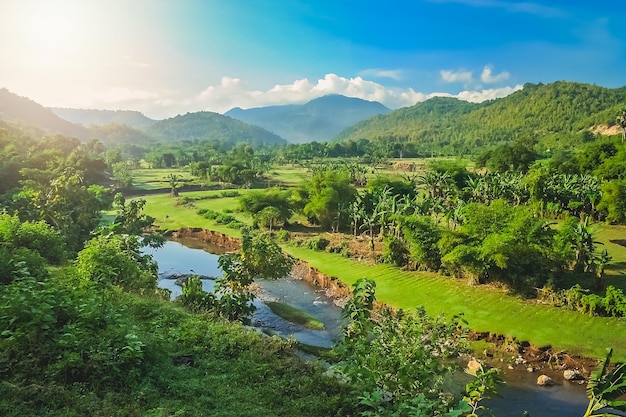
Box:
<box><xmin>468</xmin><ymin>331</ymin><xmax>598</xmax><ymax>382</ymax></box>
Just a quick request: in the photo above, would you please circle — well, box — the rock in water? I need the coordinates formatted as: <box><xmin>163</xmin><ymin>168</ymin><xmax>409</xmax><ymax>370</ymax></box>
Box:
<box><xmin>537</xmin><ymin>374</ymin><xmax>554</xmax><ymax>386</ymax></box>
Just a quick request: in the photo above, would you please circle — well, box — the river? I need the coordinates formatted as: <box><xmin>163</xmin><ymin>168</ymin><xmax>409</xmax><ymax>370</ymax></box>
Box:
<box><xmin>145</xmin><ymin>238</ymin><xmax>590</xmax><ymax>417</ymax></box>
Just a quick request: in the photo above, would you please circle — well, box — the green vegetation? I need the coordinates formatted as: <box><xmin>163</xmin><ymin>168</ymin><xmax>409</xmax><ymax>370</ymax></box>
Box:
<box><xmin>265</xmin><ymin>301</ymin><xmax>325</xmax><ymax>330</ymax></box>
<box><xmin>335</xmin><ymin>82</ymin><xmax>626</xmax><ymax>156</ymax></box>
<box><xmin>3</xmin><ymin>86</ymin><xmax>626</xmax><ymax>415</ymax></box>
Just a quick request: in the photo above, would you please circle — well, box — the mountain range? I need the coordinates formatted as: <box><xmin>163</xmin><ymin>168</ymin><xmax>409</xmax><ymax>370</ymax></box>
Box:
<box><xmin>1</xmin><ymin>81</ymin><xmax>625</xmax><ymax>152</ymax></box>
<box><xmin>50</xmin><ymin>108</ymin><xmax>156</xmax><ymax>130</ymax></box>
<box><xmin>334</xmin><ymin>81</ymin><xmax>626</xmax><ymax>152</ymax></box>
<box><xmin>225</xmin><ymin>94</ymin><xmax>391</xmax><ymax>143</ymax></box>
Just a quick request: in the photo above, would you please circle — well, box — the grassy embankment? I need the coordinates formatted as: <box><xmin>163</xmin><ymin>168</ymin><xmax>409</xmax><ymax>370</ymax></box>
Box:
<box><xmin>0</xmin><ymin>286</ymin><xmax>353</xmax><ymax>417</ymax></box>
<box><xmin>136</xmin><ymin>167</ymin><xmax>626</xmax><ymax>361</ymax></box>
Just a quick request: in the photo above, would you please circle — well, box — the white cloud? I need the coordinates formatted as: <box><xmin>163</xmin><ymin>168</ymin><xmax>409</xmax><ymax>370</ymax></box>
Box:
<box><xmin>191</xmin><ymin>73</ymin><xmax>432</xmax><ymax>113</ymax></box>
<box><xmin>481</xmin><ymin>65</ymin><xmax>510</xmax><ymax>83</ymax></box>
<box><xmin>71</xmin><ymin>73</ymin><xmax>521</xmax><ymax>119</ymax></box>
<box><xmin>456</xmin><ymin>84</ymin><xmax>523</xmax><ymax>102</ymax></box>
<box><xmin>358</xmin><ymin>68</ymin><xmax>404</xmax><ymax>80</ymax></box>
<box><xmin>440</xmin><ymin>69</ymin><xmax>473</xmax><ymax>83</ymax></box>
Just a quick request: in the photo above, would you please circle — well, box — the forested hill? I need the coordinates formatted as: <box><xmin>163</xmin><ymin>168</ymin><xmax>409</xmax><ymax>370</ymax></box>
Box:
<box><xmin>50</xmin><ymin>107</ymin><xmax>156</xmax><ymax>130</ymax></box>
<box><xmin>145</xmin><ymin>111</ymin><xmax>287</xmax><ymax>146</ymax></box>
<box><xmin>334</xmin><ymin>81</ymin><xmax>626</xmax><ymax>153</ymax></box>
<box><xmin>0</xmin><ymin>88</ymin><xmax>89</xmax><ymax>139</ymax></box>
<box><xmin>225</xmin><ymin>94</ymin><xmax>391</xmax><ymax>143</ymax></box>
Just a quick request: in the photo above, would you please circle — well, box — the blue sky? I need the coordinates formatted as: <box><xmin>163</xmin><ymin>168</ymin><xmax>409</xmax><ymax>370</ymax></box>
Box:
<box><xmin>1</xmin><ymin>0</ymin><xmax>624</xmax><ymax>118</ymax></box>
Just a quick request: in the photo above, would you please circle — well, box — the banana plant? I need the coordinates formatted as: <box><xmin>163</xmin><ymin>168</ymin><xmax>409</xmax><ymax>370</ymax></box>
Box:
<box><xmin>582</xmin><ymin>348</ymin><xmax>626</xmax><ymax>417</ymax></box>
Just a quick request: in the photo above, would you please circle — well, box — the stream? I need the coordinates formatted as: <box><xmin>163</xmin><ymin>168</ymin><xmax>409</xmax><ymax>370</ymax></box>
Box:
<box><xmin>146</xmin><ymin>238</ymin><xmax>590</xmax><ymax>416</ymax></box>
<box><xmin>146</xmin><ymin>239</ymin><xmax>343</xmax><ymax>348</ymax></box>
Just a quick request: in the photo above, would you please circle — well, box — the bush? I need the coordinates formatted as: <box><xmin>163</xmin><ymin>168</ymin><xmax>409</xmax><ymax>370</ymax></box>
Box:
<box><xmin>306</xmin><ymin>236</ymin><xmax>330</xmax><ymax>251</ymax></box>
<box><xmin>74</xmin><ymin>235</ymin><xmax>156</xmax><ymax>291</ymax></box>
<box><xmin>382</xmin><ymin>235</ymin><xmax>409</xmax><ymax>267</ymax></box>
<box><xmin>544</xmin><ymin>284</ymin><xmax>626</xmax><ymax>317</ymax></box>
<box><xmin>202</xmin><ymin>209</ymin><xmax>220</xmax><ymax>220</ymax></box>
<box><xmin>276</xmin><ymin>230</ymin><xmax>290</xmax><ymax>242</ymax></box>
<box><xmin>221</xmin><ymin>190</ymin><xmax>240</xmax><ymax>198</ymax></box>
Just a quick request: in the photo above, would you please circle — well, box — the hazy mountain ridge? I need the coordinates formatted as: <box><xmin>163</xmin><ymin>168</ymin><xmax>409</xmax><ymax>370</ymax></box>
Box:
<box><xmin>145</xmin><ymin>111</ymin><xmax>286</xmax><ymax>146</ymax></box>
<box><xmin>334</xmin><ymin>81</ymin><xmax>626</xmax><ymax>149</ymax></box>
<box><xmin>50</xmin><ymin>108</ymin><xmax>156</xmax><ymax>130</ymax></box>
<box><xmin>225</xmin><ymin>94</ymin><xmax>391</xmax><ymax>143</ymax></box>
<box><xmin>0</xmin><ymin>88</ymin><xmax>286</xmax><ymax>147</ymax></box>
<box><xmin>0</xmin><ymin>88</ymin><xmax>89</xmax><ymax>139</ymax></box>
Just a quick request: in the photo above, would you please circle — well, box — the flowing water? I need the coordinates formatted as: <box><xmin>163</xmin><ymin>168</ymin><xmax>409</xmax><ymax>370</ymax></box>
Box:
<box><xmin>145</xmin><ymin>238</ymin><xmax>590</xmax><ymax>416</ymax></box>
<box><xmin>145</xmin><ymin>239</ymin><xmax>344</xmax><ymax>348</ymax></box>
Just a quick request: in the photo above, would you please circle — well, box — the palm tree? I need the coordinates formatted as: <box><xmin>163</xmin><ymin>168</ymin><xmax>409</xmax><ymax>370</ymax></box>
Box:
<box><xmin>168</xmin><ymin>173</ymin><xmax>181</xmax><ymax>197</ymax></box>
<box><xmin>571</xmin><ymin>217</ymin><xmax>602</xmax><ymax>273</ymax></box>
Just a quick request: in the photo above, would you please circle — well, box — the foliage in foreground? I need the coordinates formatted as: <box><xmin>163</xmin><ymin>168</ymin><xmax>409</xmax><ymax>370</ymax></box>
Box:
<box><xmin>0</xmin><ymin>274</ymin><xmax>355</xmax><ymax>417</ymax></box>
<box><xmin>332</xmin><ymin>278</ymin><xmax>500</xmax><ymax>416</ymax></box>
<box><xmin>583</xmin><ymin>348</ymin><xmax>626</xmax><ymax>417</ymax></box>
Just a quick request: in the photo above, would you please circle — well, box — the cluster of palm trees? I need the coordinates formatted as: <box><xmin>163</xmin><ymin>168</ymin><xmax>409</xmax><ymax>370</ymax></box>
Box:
<box><xmin>339</xmin><ymin>165</ymin><xmax>609</xmax><ymax>292</ymax></box>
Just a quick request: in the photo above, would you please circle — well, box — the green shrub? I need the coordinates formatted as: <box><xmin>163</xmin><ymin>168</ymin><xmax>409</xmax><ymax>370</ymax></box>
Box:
<box><xmin>306</xmin><ymin>236</ymin><xmax>330</xmax><ymax>251</ymax></box>
<box><xmin>382</xmin><ymin>235</ymin><xmax>409</xmax><ymax>266</ymax></box>
<box><xmin>276</xmin><ymin>230</ymin><xmax>291</xmax><ymax>242</ymax></box>
<box><xmin>220</xmin><ymin>190</ymin><xmax>240</xmax><ymax>198</ymax></box>
<box><xmin>74</xmin><ymin>235</ymin><xmax>156</xmax><ymax>291</ymax></box>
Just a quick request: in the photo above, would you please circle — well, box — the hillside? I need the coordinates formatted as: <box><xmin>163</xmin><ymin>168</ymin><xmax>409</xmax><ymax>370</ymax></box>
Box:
<box><xmin>50</xmin><ymin>107</ymin><xmax>156</xmax><ymax>129</ymax></box>
<box><xmin>225</xmin><ymin>94</ymin><xmax>391</xmax><ymax>143</ymax></box>
<box><xmin>145</xmin><ymin>111</ymin><xmax>287</xmax><ymax>147</ymax></box>
<box><xmin>334</xmin><ymin>81</ymin><xmax>626</xmax><ymax>153</ymax></box>
<box><xmin>0</xmin><ymin>88</ymin><xmax>89</xmax><ymax>139</ymax></box>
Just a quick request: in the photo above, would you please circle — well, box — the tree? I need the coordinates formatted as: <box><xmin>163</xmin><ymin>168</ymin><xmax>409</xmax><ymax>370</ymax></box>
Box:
<box><xmin>616</xmin><ymin>108</ymin><xmax>626</xmax><ymax>144</ymax></box>
<box><xmin>214</xmin><ymin>230</ymin><xmax>294</xmax><ymax>322</ymax></box>
<box><xmin>300</xmin><ymin>170</ymin><xmax>357</xmax><ymax>232</ymax></box>
<box><xmin>400</xmin><ymin>215</ymin><xmax>442</xmax><ymax>271</ymax></box>
<box><xmin>112</xmin><ymin>162</ymin><xmax>133</xmax><ymax>189</ymax></box>
<box><xmin>14</xmin><ymin>168</ymin><xmax>112</xmax><ymax>253</ymax></box>
<box><xmin>74</xmin><ymin>234</ymin><xmax>157</xmax><ymax>291</ymax></box>
<box><xmin>256</xmin><ymin>206</ymin><xmax>283</xmax><ymax>232</ymax></box>
<box><xmin>598</xmin><ymin>180</ymin><xmax>626</xmax><ymax>224</ymax></box>
<box><xmin>568</xmin><ymin>217</ymin><xmax>602</xmax><ymax>274</ymax></box>
<box><xmin>168</xmin><ymin>173</ymin><xmax>181</xmax><ymax>196</ymax></box>
<box><xmin>239</xmin><ymin>188</ymin><xmax>293</xmax><ymax>223</ymax></box>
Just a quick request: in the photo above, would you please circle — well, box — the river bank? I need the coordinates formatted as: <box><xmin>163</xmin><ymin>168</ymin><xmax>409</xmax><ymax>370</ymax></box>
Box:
<box><xmin>166</xmin><ymin>227</ymin><xmax>600</xmax><ymax>381</ymax></box>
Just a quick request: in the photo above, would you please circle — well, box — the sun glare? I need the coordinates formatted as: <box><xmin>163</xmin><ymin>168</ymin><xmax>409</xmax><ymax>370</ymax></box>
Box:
<box><xmin>15</xmin><ymin>1</ymin><xmax>92</xmax><ymax>68</ymax></box>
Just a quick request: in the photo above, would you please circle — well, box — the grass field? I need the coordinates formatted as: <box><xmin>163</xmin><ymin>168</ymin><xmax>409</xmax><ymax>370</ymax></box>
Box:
<box><xmin>134</xmin><ymin>166</ymin><xmax>626</xmax><ymax>361</ymax></box>
<box><xmin>130</xmin><ymin>168</ymin><xmax>204</xmax><ymax>191</ymax></box>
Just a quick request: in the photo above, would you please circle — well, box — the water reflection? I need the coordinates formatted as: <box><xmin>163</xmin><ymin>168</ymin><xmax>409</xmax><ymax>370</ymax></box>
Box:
<box><xmin>145</xmin><ymin>239</ymin><xmax>343</xmax><ymax>347</ymax></box>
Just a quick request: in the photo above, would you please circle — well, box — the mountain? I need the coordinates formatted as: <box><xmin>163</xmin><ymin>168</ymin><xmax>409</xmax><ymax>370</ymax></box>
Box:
<box><xmin>50</xmin><ymin>108</ymin><xmax>156</xmax><ymax>130</ymax></box>
<box><xmin>145</xmin><ymin>111</ymin><xmax>286</xmax><ymax>147</ymax></box>
<box><xmin>334</xmin><ymin>81</ymin><xmax>626</xmax><ymax>153</ymax></box>
<box><xmin>0</xmin><ymin>88</ymin><xmax>89</xmax><ymax>139</ymax></box>
<box><xmin>225</xmin><ymin>94</ymin><xmax>391</xmax><ymax>143</ymax></box>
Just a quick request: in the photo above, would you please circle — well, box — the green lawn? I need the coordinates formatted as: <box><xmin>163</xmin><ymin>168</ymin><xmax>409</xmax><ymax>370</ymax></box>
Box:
<box><xmin>130</xmin><ymin>168</ymin><xmax>202</xmax><ymax>190</ymax></box>
<box><xmin>596</xmin><ymin>224</ymin><xmax>626</xmax><ymax>290</ymax></box>
<box><xmin>284</xmin><ymin>245</ymin><xmax>626</xmax><ymax>361</ymax></box>
<box><xmin>140</xmin><ymin>190</ymin><xmax>252</xmax><ymax>235</ymax></box>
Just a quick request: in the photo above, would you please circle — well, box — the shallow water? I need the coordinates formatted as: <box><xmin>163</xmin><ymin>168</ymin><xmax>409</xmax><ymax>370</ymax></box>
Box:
<box><xmin>483</xmin><ymin>368</ymin><xmax>588</xmax><ymax>416</ymax></box>
<box><xmin>145</xmin><ymin>238</ymin><xmax>591</xmax><ymax>415</ymax></box>
<box><xmin>145</xmin><ymin>239</ymin><xmax>344</xmax><ymax>347</ymax></box>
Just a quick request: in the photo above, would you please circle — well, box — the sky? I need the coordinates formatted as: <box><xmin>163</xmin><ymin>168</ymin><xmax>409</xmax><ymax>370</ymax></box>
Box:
<box><xmin>1</xmin><ymin>0</ymin><xmax>625</xmax><ymax>119</ymax></box>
